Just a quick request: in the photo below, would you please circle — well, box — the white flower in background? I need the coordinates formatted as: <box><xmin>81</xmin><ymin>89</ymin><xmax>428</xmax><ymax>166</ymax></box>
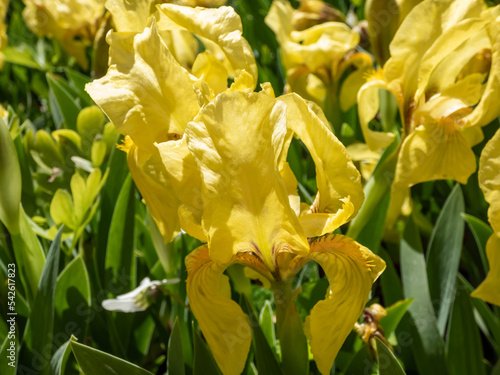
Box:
<box><xmin>102</xmin><ymin>277</ymin><xmax>180</xmax><ymax>313</ymax></box>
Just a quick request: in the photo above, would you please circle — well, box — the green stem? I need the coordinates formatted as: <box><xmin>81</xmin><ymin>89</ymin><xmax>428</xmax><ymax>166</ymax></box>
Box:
<box><xmin>272</xmin><ymin>281</ymin><xmax>309</xmax><ymax>375</ymax></box>
<box><xmin>324</xmin><ymin>85</ymin><xmax>342</xmax><ymax>137</ymax></box>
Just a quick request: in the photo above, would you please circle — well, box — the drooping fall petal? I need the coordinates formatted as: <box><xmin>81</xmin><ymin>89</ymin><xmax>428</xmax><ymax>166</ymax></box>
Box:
<box><xmin>304</xmin><ymin>234</ymin><xmax>385</xmax><ymax>375</ymax></box>
<box><xmin>186</xmin><ymin>245</ymin><xmax>251</xmax><ymax>375</ymax></box>
<box><xmin>279</xmin><ymin>94</ymin><xmax>364</xmax><ymax>237</ymax></box>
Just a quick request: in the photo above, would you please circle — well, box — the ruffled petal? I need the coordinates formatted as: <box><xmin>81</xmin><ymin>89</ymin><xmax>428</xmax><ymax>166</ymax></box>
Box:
<box><xmin>86</xmin><ymin>20</ymin><xmax>202</xmax><ymax>153</ymax></box>
<box><xmin>158</xmin><ymin>4</ymin><xmax>258</xmax><ymax>90</ymax></box>
<box><xmin>105</xmin><ymin>0</ymin><xmax>157</xmax><ymax>33</ymax></box>
<box><xmin>279</xmin><ymin>94</ymin><xmax>364</xmax><ymax>236</ymax></box>
<box><xmin>357</xmin><ymin>78</ymin><xmax>396</xmax><ymax>150</ymax></box>
<box><xmin>122</xmin><ymin>138</ymin><xmax>181</xmax><ymax>243</ymax></box>
<box><xmin>155</xmin><ymin>136</ymin><xmax>205</xmax><ymax>242</ymax></box>
<box><xmin>186</xmin><ymin>245</ymin><xmax>251</xmax><ymax>375</ymax></box>
<box><xmin>185</xmin><ymin>91</ymin><xmax>309</xmax><ymax>268</ymax></box>
<box><xmin>471</xmin><ymin>234</ymin><xmax>500</xmax><ymax>306</ymax></box>
<box><xmin>304</xmin><ymin>234</ymin><xmax>385</xmax><ymax>375</ymax></box>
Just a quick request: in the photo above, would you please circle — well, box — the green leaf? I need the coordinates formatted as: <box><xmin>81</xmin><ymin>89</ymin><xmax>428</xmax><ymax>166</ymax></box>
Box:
<box><xmin>379</xmin><ymin>299</ymin><xmax>413</xmax><ymax>337</ymax></box>
<box><xmin>426</xmin><ymin>184</ymin><xmax>465</xmax><ymax>335</ymax></box>
<box><xmin>259</xmin><ymin>301</ymin><xmax>277</xmax><ymax>353</ymax></box>
<box><xmin>242</xmin><ymin>297</ymin><xmax>282</xmax><ymax>375</ymax></box>
<box><xmin>167</xmin><ymin>319</ymin><xmax>185</xmax><ymax>375</ymax></box>
<box><xmin>193</xmin><ymin>326</ymin><xmax>221</xmax><ymax>375</ymax></box>
<box><xmin>0</xmin><ymin>116</ymin><xmax>21</xmax><ymax>233</ymax></box>
<box><xmin>104</xmin><ymin>174</ymin><xmax>136</xmax><ymax>353</ymax></box>
<box><xmin>0</xmin><ymin>335</ymin><xmax>16</xmax><ymax>375</ymax></box>
<box><xmin>49</xmin><ymin>340</ymin><xmax>73</xmax><ymax>375</ymax></box>
<box><xmin>462</xmin><ymin>214</ymin><xmax>493</xmax><ymax>274</ymax></box>
<box><xmin>54</xmin><ymin>257</ymin><xmax>91</xmax><ymax>341</ymax></box>
<box><xmin>2</xmin><ymin>46</ymin><xmax>43</xmax><ymax>70</ymax></box>
<box><xmin>446</xmin><ymin>279</ymin><xmax>486</xmax><ymax>375</ymax></box>
<box><xmin>50</xmin><ymin>190</ymin><xmax>76</xmax><ymax>229</ymax></box>
<box><xmin>70</xmin><ymin>340</ymin><xmax>154</xmax><ymax>375</ymax></box>
<box><xmin>26</xmin><ymin>226</ymin><xmax>63</xmax><ymax>374</ymax></box>
<box><xmin>47</xmin><ymin>73</ymin><xmax>82</xmax><ymax>130</ymax></box>
<box><xmin>105</xmin><ymin>174</ymin><xmax>135</xmax><ymax>291</ymax></box>
<box><xmin>376</xmin><ymin>338</ymin><xmax>406</xmax><ymax>375</ymax></box>
<box><xmin>65</xmin><ymin>69</ymin><xmax>93</xmax><ymax>106</ymax></box>
<box><xmin>400</xmin><ymin>216</ymin><xmax>448</xmax><ymax>375</ymax></box>
<box><xmin>10</xmin><ymin>206</ymin><xmax>46</xmax><ymax>301</ymax></box>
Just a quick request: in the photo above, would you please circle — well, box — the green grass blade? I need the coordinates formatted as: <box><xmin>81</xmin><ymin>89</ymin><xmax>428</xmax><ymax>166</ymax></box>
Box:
<box><xmin>400</xmin><ymin>217</ymin><xmax>448</xmax><ymax>375</ymax></box>
<box><xmin>426</xmin><ymin>184</ymin><xmax>465</xmax><ymax>335</ymax></box>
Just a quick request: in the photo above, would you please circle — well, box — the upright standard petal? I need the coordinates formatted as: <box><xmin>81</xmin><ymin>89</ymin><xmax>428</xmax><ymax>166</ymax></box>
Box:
<box><xmin>472</xmin><ymin>127</ymin><xmax>500</xmax><ymax>305</ymax></box>
<box><xmin>304</xmin><ymin>234</ymin><xmax>385</xmax><ymax>375</ymax></box>
<box><xmin>85</xmin><ymin>20</ymin><xmax>202</xmax><ymax>153</ymax></box>
<box><xmin>105</xmin><ymin>0</ymin><xmax>157</xmax><ymax>33</ymax></box>
<box><xmin>186</xmin><ymin>246</ymin><xmax>251</xmax><ymax>375</ymax></box>
<box><xmin>279</xmin><ymin>94</ymin><xmax>364</xmax><ymax>237</ymax></box>
<box><xmin>185</xmin><ymin>91</ymin><xmax>309</xmax><ymax>269</ymax></box>
<box><xmin>158</xmin><ymin>4</ymin><xmax>258</xmax><ymax>89</ymax></box>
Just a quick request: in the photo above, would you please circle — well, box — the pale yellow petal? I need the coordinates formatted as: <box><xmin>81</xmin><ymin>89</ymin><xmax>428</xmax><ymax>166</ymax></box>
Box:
<box><xmin>462</xmin><ymin>21</ymin><xmax>500</xmax><ymax>128</ymax></box>
<box><xmin>279</xmin><ymin>94</ymin><xmax>364</xmax><ymax>236</ymax></box>
<box><xmin>393</xmin><ymin>123</ymin><xmax>477</xmax><ymax>189</ymax></box>
<box><xmin>304</xmin><ymin>234</ymin><xmax>385</xmax><ymax>375</ymax></box>
<box><xmin>185</xmin><ymin>91</ymin><xmax>309</xmax><ymax>269</ymax></box>
<box><xmin>155</xmin><ymin>136</ymin><xmax>205</xmax><ymax>242</ymax></box>
<box><xmin>471</xmin><ymin>234</ymin><xmax>500</xmax><ymax>306</ymax></box>
<box><xmin>357</xmin><ymin>79</ymin><xmax>396</xmax><ymax>150</ymax></box>
<box><xmin>124</xmin><ymin>138</ymin><xmax>181</xmax><ymax>243</ymax></box>
<box><xmin>192</xmin><ymin>52</ymin><xmax>229</xmax><ymax>96</ymax></box>
<box><xmin>384</xmin><ymin>0</ymin><xmax>483</xmax><ymax>102</ymax></box>
<box><xmin>158</xmin><ymin>4</ymin><xmax>258</xmax><ymax>90</ymax></box>
<box><xmin>186</xmin><ymin>245</ymin><xmax>251</xmax><ymax>375</ymax></box>
<box><xmin>160</xmin><ymin>28</ymin><xmax>199</xmax><ymax>69</ymax></box>
<box><xmin>479</xmin><ymin>127</ymin><xmax>500</xmax><ymax>234</ymax></box>
<box><xmin>105</xmin><ymin>0</ymin><xmax>157</xmax><ymax>33</ymax></box>
<box><xmin>85</xmin><ymin>20</ymin><xmax>201</xmax><ymax>153</ymax></box>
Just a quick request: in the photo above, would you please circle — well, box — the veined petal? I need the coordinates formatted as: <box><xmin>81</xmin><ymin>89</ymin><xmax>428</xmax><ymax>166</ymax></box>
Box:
<box><xmin>85</xmin><ymin>20</ymin><xmax>202</xmax><ymax>153</ymax></box>
<box><xmin>158</xmin><ymin>4</ymin><xmax>258</xmax><ymax>90</ymax></box>
<box><xmin>462</xmin><ymin>20</ymin><xmax>500</xmax><ymax>128</ymax></box>
<box><xmin>279</xmin><ymin>94</ymin><xmax>364</xmax><ymax>236</ymax></box>
<box><xmin>192</xmin><ymin>52</ymin><xmax>229</xmax><ymax>96</ymax></box>
<box><xmin>105</xmin><ymin>0</ymin><xmax>157</xmax><ymax>33</ymax></box>
<box><xmin>123</xmin><ymin>138</ymin><xmax>181</xmax><ymax>243</ymax></box>
<box><xmin>304</xmin><ymin>234</ymin><xmax>385</xmax><ymax>375</ymax></box>
<box><xmin>471</xmin><ymin>234</ymin><xmax>500</xmax><ymax>306</ymax></box>
<box><xmin>384</xmin><ymin>0</ymin><xmax>483</xmax><ymax>103</ymax></box>
<box><xmin>393</xmin><ymin>122</ymin><xmax>477</xmax><ymax>189</ymax></box>
<box><xmin>186</xmin><ymin>245</ymin><xmax>251</xmax><ymax>375</ymax></box>
<box><xmin>155</xmin><ymin>136</ymin><xmax>205</xmax><ymax>242</ymax></box>
<box><xmin>479</xmin><ymin>127</ymin><xmax>500</xmax><ymax>234</ymax></box>
<box><xmin>185</xmin><ymin>91</ymin><xmax>309</xmax><ymax>268</ymax></box>
<box><xmin>357</xmin><ymin>78</ymin><xmax>396</xmax><ymax>150</ymax></box>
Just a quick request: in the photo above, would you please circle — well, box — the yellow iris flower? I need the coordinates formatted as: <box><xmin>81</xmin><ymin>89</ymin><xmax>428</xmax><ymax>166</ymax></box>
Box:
<box><xmin>357</xmin><ymin>0</ymin><xmax>500</xmax><ymax>226</ymax></box>
<box><xmin>165</xmin><ymin>89</ymin><xmax>385</xmax><ymax>375</ymax></box>
<box><xmin>471</xmin><ymin>128</ymin><xmax>500</xmax><ymax>306</ymax></box>
<box><xmin>86</xmin><ymin>5</ymin><xmax>257</xmax><ymax>243</ymax></box>
<box><xmin>22</xmin><ymin>0</ymin><xmax>105</xmax><ymax>70</ymax></box>
<box><xmin>265</xmin><ymin>0</ymin><xmax>372</xmax><ymax>118</ymax></box>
